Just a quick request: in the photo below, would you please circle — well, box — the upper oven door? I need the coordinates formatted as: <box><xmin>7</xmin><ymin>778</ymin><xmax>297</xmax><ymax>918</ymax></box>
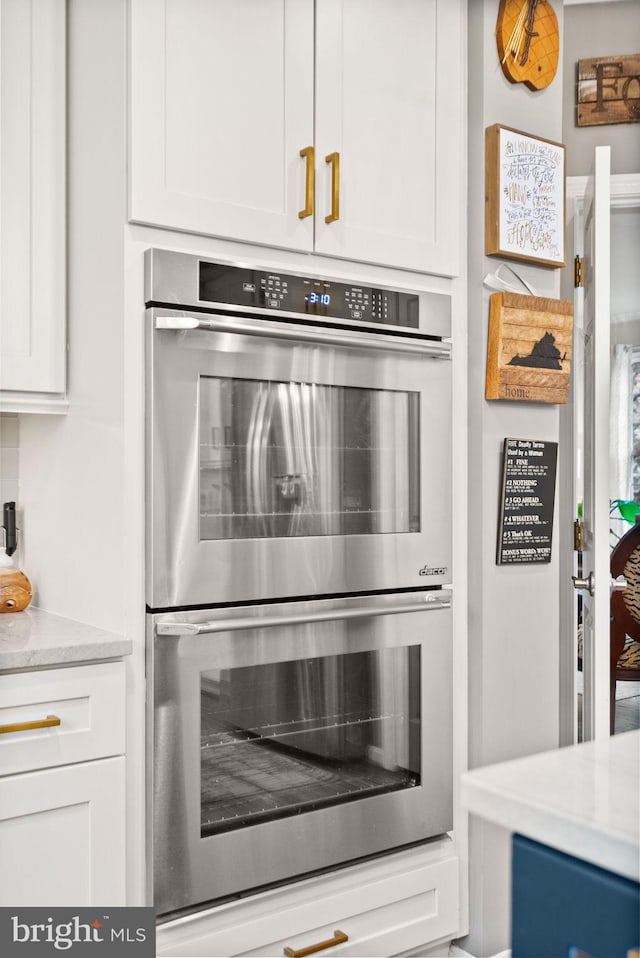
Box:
<box><xmin>146</xmin><ymin>309</ymin><xmax>451</xmax><ymax>608</ymax></box>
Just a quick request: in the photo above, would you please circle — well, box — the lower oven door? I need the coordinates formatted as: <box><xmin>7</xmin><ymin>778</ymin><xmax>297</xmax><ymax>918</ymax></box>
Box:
<box><xmin>149</xmin><ymin>591</ymin><xmax>452</xmax><ymax>917</ymax></box>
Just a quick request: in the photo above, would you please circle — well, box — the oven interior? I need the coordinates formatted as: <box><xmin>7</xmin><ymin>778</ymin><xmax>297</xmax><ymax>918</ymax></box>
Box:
<box><xmin>199</xmin><ymin>645</ymin><xmax>421</xmax><ymax>837</ymax></box>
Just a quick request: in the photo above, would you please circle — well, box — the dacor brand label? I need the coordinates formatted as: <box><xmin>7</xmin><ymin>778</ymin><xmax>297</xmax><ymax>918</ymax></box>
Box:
<box><xmin>419</xmin><ymin>565</ymin><xmax>448</xmax><ymax>577</ymax></box>
<box><xmin>0</xmin><ymin>909</ymin><xmax>155</xmax><ymax>956</ymax></box>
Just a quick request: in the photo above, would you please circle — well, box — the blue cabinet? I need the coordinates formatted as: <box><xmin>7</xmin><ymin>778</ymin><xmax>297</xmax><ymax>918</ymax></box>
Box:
<box><xmin>512</xmin><ymin>835</ymin><xmax>640</xmax><ymax>958</ymax></box>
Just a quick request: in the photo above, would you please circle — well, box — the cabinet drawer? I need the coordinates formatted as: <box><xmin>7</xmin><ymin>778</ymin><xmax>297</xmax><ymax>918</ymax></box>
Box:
<box><xmin>242</xmin><ymin>859</ymin><xmax>459</xmax><ymax>958</ymax></box>
<box><xmin>157</xmin><ymin>853</ymin><xmax>460</xmax><ymax>958</ymax></box>
<box><xmin>0</xmin><ymin>661</ymin><xmax>125</xmax><ymax>775</ymax></box>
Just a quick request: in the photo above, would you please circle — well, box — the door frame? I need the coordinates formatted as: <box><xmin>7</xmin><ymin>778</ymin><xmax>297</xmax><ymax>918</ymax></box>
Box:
<box><xmin>559</xmin><ymin>173</ymin><xmax>640</xmax><ymax>746</ymax></box>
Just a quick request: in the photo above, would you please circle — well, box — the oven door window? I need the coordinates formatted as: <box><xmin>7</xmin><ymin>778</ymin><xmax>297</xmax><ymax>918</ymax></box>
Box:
<box><xmin>199</xmin><ymin>377</ymin><xmax>420</xmax><ymax>538</ymax></box>
<box><xmin>200</xmin><ymin>645</ymin><xmax>420</xmax><ymax>837</ymax></box>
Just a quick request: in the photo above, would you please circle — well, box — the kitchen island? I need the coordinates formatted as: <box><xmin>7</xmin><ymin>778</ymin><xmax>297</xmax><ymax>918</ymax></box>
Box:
<box><xmin>461</xmin><ymin>730</ymin><xmax>639</xmax><ymax>958</ymax></box>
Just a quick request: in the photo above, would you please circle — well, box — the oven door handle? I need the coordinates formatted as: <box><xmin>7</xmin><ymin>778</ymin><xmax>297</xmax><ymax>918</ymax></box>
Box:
<box><xmin>156</xmin><ymin>593</ymin><xmax>451</xmax><ymax>636</ymax></box>
<box><xmin>155</xmin><ymin>315</ymin><xmax>451</xmax><ymax>359</ymax></box>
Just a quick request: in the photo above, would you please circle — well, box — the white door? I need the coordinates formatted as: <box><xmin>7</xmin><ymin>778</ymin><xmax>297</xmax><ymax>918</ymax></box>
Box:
<box><xmin>128</xmin><ymin>0</ymin><xmax>314</xmax><ymax>251</ymax></box>
<box><xmin>0</xmin><ymin>757</ymin><xmax>126</xmax><ymax>905</ymax></box>
<box><xmin>0</xmin><ymin>0</ymin><xmax>66</xmax><ymax>395</ymax></box>
<box><xmin>578</xmin><ymin>146</ymin><xmax>611</xmax><ymax>741</ymax></box>
<box><xmin>314</xmin><ymin>0</ymin><xmax>463</xmax><ymax>276</ymax></box>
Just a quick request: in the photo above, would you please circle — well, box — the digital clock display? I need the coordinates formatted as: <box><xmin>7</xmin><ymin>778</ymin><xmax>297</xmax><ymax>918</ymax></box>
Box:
<box><xmin>198</xmin><ymin>261</ymin><xmax>424</xmax><ymax>330</ymax></box>
<box><xmin>305</xmin><ymin>291</ymin><xmax>331</xmax><ymax>306</ymax></box>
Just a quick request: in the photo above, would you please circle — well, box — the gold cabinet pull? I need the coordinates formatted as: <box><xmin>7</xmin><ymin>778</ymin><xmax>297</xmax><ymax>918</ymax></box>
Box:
<box><xmin>298</xmin><ymin>146</ymin><xmax>315</xmax><ymax>219</ymax></box>
<box><xmin>284</xmin><ymin>930</ymin><xmax>348</xmax><ymax>958</ymax></box>
<box><xmin>0</xmin><ymin>714</ymin><xmax>61</xmax><ymax>735</ymax></box>
<box><xmin>324</xmin><ymin>152</ymin><xmax>340</xmax><ymax>223</ymax></box>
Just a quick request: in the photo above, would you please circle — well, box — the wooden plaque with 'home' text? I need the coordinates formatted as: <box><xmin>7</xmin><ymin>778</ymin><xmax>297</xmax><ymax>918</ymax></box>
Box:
<box><xmin>485</xmin><ymin>292</ymin><xmax>573</xmax><ymax>404</ymax></box>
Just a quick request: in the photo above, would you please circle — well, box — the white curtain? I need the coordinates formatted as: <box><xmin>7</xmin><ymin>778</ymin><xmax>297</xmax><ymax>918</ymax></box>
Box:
<box><xmin>609</xmin><ymin>344</ymin><xmax>633</xmax><ymax>504</ymax></box>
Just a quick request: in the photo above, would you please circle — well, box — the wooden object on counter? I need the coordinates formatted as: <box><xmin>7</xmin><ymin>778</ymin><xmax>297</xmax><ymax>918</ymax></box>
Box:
<box><xmin>0</xmin><ymin>565</ymin><xmax>32</xmax><ymax>613</ymax></box>
<box><xmin>496</xmin><ymin>0</ymin><xmax>560</xmax><ymax>91</ymax></box>
<box><xmin>485</xmin><ymin>292</ymin><xmax>573</xmax><ymax>404</ymax></box>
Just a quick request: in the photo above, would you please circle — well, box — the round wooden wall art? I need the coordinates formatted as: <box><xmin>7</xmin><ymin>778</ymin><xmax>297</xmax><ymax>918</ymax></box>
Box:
<box><xmin>496</xmin><ymin>0</ymin><xmax>560</xmax><ymax>91</ymax></box>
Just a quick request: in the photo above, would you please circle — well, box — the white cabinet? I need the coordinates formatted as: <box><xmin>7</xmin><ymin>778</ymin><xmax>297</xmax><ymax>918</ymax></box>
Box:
<box><xmin>156</xmin><ymin>843</ymin><xmax>460</xmax><ymax>957</ymax></box>
<box><xmin>0</xmin><ymin>0</ymin><xmax>67</xmax><ymax>410</ymax></box>
<box><xmin>0</xmin><ymin>759</ymin><xmax>125</xmax><ymax>907</ymax></box>
<box><xmin>313</xmin><ymin>0</ymin><xmax>463</xmax><ymax>275</ymax></box>
<box><xmin>129</xmin><ymin>0</ymin><xmax>315</xmax><ymax>254</ymax></box>
<box><xmin>129</xmin><ymin>0</ymin><xmax>463</xmax><ymax>276</ymax></box>
<box><xmin>0</xmin><ymin>662</ymin><xmax>126</xmax><ymax>906</ymax></box>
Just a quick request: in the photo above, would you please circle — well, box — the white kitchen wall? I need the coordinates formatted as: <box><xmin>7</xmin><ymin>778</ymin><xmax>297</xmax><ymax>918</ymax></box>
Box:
<box><xmin>18</xmin><ymin>0</ymin><xmax>127</xmax><ymax>634</ymax></box>
<box><xmin>461</xmin><ymin>1</ymin><xmax>564</xmax><ymax>955</ymax></box>
<box><xmin>0</xmin><ymin>414</ymin><xmax>19</xmax><ymax>508</ymax></box>
<box><xmin>562</xmin><ymin>0</ymin><xmax>640</xmax><ymax>177</ymax></box>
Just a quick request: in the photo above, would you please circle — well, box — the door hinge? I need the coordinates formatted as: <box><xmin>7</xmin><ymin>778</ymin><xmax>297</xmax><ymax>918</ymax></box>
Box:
<box><xmin>574</xmin><ymin>518</ymin><xmax>584</xmax><ymax>551</ymax></box>
<box><xmin>574</xmin><ymin>255</ymin><xmax>584</xmax><ymax>288</ymax></box>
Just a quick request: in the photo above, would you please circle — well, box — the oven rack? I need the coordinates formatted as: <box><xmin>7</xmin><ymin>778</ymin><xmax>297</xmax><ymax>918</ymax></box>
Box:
<box><xmin>201</xmin><ymin>708</ymin><xmax>408</xmax><ymax>751</ymax></box>
<box><xmin>200</xmin><ymin>735</ymin><xmax>417</xmax><ymax>836</ymax></box>
<box><xmin>198</xmin><ymin>508</ymin><xmax>411</xmax><ymax>518</ymax></box>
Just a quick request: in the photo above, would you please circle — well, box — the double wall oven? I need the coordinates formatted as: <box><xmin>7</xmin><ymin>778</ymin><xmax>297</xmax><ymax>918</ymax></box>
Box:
<box><xmin>145</xmin><ymin>249</ymin><xmax>453</xmax><ymax>917</ymax></box>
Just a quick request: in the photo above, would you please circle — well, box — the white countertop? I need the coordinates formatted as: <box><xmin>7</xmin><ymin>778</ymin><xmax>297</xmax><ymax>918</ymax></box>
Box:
<box><xmin>0</xmin><ymin>606</ymin><xmax>132</xmax><ymax>670</ymax></box>
<box><xmin>461</xmin><ymin>730</ymin><xmax>640</xmax><ymax>883</ymax></box>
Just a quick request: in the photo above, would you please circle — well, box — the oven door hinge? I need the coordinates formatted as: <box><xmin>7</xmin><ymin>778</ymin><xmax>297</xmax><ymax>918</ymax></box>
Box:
<box><xmin>574</xmin><ymin>518</ymin><xmax>584</xmax><ymax>552</ymax></box>
<box><xmin>574</xmin><ymin>255</ymin><xmax>584</xmax><ymax>288</ymax></box>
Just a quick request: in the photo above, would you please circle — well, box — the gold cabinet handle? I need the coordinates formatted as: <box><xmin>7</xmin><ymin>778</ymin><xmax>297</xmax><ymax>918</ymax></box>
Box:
<box><xmin>0</xmin><ymin>714</ymin><xmax>61</xmax><ymax>735</ymax></box>
<box><xmin>324</xmin><ymin>152</ymin><xmax>340</xmax><ymax>223</ymax></box>
<box><xmin>298</xmin><ymin>146</ymin><xmax>315</xmax><ymax>219</ymax></box>
<box><xmin>284</xmin><ymin>930</ymin><xmax>348</xmax><ymax>958</ymax></box>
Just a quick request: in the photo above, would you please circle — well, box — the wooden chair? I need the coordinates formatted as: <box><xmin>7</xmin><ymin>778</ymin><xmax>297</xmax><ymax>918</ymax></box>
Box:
<box><xmin>610</xmin><ymin>522</ymin><xmax>640</xmax><ymax>734</ymax></box>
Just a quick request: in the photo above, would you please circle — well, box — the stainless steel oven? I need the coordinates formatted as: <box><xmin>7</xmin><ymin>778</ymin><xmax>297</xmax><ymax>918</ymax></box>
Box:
<box><xmin>145</xmin><ymin>249</ymin><xmax>452</xmax><ymax>608</ymax></box>
<box><xmin>145</xmin><ymin>249</ymin><xmax>454</xmax><ymax>918</ymax></box>
<box><xmin>149</xmin><ymin>591</ymin><xmax>452</xmax><ymax>916</ymax></box>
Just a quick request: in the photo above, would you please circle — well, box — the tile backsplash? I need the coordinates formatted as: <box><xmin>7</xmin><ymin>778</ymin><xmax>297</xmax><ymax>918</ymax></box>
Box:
<box><xmin>0</xmin><ymin>414</ymin><xmax>19</xmax><ymax>509</ymax></box>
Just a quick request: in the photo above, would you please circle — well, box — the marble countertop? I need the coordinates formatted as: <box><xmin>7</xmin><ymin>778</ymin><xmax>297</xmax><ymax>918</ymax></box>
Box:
<box><xmin>0</xmin><ymin>607</ymin><xmax>132</xmax><ymax>670</ymax></box>
<box><xmin>461</xmin><ymin>730</ymin><xmax>640</xmax><ymax>882</ymax></box>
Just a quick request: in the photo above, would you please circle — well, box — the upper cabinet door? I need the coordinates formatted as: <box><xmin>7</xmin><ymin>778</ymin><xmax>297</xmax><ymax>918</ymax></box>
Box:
<box><xmin>0</xmin><ymin>0</ymin><xmax>66</xmax><ymax>398</ymax></box>
<box><xmin>314</xmin><ymin>0</ymin><xmax>463</xmax><ymax>276</ymax></box>
<box><xmin>129</xmin><ymin>0</ymin><xmax>315</xmax><ymax>252</ymax></box>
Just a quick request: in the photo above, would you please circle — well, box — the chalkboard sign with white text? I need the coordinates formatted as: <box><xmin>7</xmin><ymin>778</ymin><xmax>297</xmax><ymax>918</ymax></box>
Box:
<box><xmin>497</xmin><ymin>438</ymin><xmax>558</xmax><ymax>564</ymax></box>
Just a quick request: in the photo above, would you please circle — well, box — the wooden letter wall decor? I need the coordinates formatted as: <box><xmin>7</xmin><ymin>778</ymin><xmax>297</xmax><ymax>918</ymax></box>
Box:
<box><xmin>485</xmin><ymin>292</ymin><xmax>573</xmax><ymax>404</ymax></box>
<box><xmin>577</xmin><ymin>54</ymin><xmax>640</xmax><ymax>127</ymax></box>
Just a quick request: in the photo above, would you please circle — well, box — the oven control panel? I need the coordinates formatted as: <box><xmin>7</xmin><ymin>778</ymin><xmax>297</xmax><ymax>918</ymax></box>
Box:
<box><xmin>198</xmin><ymin>261</ymin><xmax>420</xmax><ymax>330</ymax></box>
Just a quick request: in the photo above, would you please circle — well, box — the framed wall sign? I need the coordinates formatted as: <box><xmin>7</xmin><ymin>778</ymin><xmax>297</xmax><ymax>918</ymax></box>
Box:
<box><xmin>577</xmin><ymin>54</ymin><xmax>640</xmax><ymax>127</ymax></box>
<box><xmin>485</xmin><ymin>124</ymin><xmax>566</xmax><ymax>268</ymax></box>
<box><xmin>497</xmin><ymin>438</ymin><xmax>558</xmax><ymax>565</ymax></box>
<box><xmin>485</xmin><ymin>291</ymin><xmax>573</xmax><ymax>404</ymax></box>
